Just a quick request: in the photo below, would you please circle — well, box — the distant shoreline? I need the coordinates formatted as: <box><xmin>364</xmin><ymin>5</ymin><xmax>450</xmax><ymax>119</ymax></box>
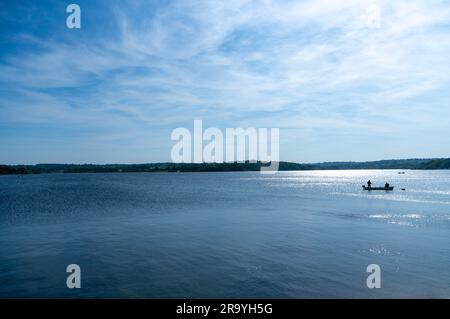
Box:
<box><xmin>1</xmin><ymin>158</ymin><xmax>449</xmax><ymax>175</ymax></box>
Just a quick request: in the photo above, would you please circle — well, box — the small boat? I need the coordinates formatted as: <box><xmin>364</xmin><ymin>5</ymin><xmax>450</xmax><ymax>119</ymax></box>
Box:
<box><xmin>362</xmin><ymin>185</ymin><xmax>394</xmax><ymax>191</ymax></box>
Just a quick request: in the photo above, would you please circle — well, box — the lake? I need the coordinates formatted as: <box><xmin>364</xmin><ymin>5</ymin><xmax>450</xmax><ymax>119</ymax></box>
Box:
<box><xmin>1</xmin><ymin>170</ymin><xmax>450</xmax><ymax>298</ymax></box>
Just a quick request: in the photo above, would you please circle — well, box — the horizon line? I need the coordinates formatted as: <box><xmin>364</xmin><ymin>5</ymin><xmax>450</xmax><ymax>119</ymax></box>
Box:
<box><xmin>2</xmin><ymin>157</ymin><xmax>448</xmax><ymax>167</ymax></box>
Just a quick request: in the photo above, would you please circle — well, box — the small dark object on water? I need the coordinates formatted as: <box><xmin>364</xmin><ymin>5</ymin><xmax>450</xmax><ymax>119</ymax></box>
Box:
<box><xmin>401</xmin><ymin>188</ymin><xmax>406</xmax><ymax>191</ymax></box>
<box><xmin>363</xmin><ymin>180</ymin><xmax>394</xmax><ymax>191</ymax></box>
<box><xmin>362</xmin><ymin>185</ymin><xmax>394</xmax><ymax>191</ymax></box>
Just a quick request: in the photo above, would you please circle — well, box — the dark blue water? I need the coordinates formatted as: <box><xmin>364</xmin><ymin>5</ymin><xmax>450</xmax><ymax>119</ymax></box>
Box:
<box><xmin>1</xmin><ymin>170</ymin><xmax>450</xmax><ymax>298</ymax></box>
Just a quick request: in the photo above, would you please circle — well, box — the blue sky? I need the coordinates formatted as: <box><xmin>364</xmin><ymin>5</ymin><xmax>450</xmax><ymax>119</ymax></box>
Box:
<box><xmin>1</xmin><ymin>0</ymin><xmax>450</xmax><ymax>164</ymax></box>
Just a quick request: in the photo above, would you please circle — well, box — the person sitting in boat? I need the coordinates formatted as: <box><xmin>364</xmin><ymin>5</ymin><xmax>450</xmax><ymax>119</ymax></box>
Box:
<box><xmin>367</xmin><ymin>180</ymin><xmax>372</xmax><ymax>188</ymax></box>
<box><xmin>385</xmin><ymin>182</ymin><xmax>390</xmax><ymax>188</ymax></box>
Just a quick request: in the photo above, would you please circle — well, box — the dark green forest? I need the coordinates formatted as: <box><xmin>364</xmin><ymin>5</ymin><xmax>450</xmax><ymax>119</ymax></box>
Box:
<box><xmin>1</xmin><ymin>158</ymin><xmax>449</xmax><ymax>175</ymax></box>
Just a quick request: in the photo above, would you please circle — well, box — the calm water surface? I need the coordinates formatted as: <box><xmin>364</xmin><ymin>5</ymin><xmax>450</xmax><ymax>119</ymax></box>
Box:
<box><xmin>1</xmin><ymin>170</ymin><xmax>450</xmax><ymax>298</ymax></box>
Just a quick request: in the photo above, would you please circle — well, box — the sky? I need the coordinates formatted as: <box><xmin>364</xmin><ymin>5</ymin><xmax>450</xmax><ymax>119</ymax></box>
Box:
<box><xmin>1</xmin><ymin>0</ymin><xmax>450</xmax><ymax>164</ymax></box>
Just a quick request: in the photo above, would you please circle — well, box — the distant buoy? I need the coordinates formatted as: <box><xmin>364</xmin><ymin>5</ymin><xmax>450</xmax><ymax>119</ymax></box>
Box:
<box><xmin>401</xmin><ymin>188</ymin><xmax>406</xmax><ymax>191</ymax></box>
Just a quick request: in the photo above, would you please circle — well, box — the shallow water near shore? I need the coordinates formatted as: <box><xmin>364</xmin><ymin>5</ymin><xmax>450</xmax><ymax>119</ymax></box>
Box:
<box><xmin>1</xmin><ymin>170</ymin><xmax>450</xmax><ymax>298</ymax></box>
